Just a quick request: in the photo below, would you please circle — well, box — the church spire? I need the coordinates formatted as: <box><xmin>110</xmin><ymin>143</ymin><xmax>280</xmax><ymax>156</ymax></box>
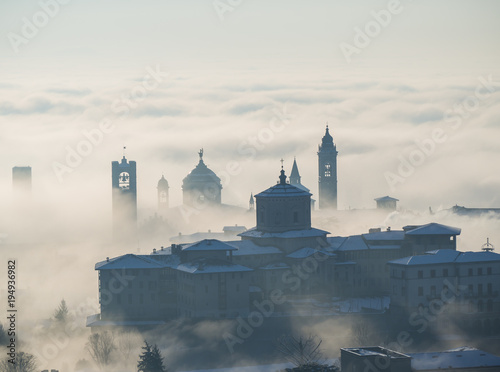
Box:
<box><xmin>279</xmin><ymin>159</ymin><xmax>287</xmax><ymax>185</ymax></box>
<box><xmin>290</xmin><ymin>157</ymin><xmax>301</xmax><ymax>185</ymax></box>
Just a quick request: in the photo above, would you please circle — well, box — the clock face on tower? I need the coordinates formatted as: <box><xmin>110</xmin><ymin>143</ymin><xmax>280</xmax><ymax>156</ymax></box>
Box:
<box><xmin>119</xmin><ymin>172</ymin><xmax>130</xmax><ymax>190</ymax></box>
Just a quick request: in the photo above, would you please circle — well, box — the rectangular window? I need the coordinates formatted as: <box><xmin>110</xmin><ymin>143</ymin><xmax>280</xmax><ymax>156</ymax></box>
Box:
<box><xmin>418</xmin><ymin>270</ymin><xmax>423</xmax><ymax>279</ymax></box>
<box><xmin>478</xmin><ymin>268</ymin><xmax>483</xmax><ymax>276</ymax></box>
<box><xmin>443</xmin><ymin>269</ymin><xmax>448</xmax><ymax>277</ymax></box>
<box><xmin>431</xmin><ymin>270</ymin><xmax>436</xmax><ymax>278</ymax></box>
<box><xmin>487</xmin><ymin>283</ymin><xmax>492</xmax><ymax>295</ymax></box>
<box><xmin>468</xmin><ymin>268</ymin><xmax>473</xmax><ymax>276</ymax></box>
<box><xmin>478</xmin><ymin>284</ymin><xmax>483</xmax><ymax>295</ymax></box>
<box><xmin>487</xmin><ymin>267</ymin><xmax>492</xmax><ymax>275</ymax></box>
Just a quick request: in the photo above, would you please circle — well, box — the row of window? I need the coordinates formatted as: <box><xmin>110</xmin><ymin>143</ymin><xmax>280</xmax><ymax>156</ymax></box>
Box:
<box><xmin>393</xmin><ymin>266</ymin><xmax>494</xmax><ymax>279</ymax></box>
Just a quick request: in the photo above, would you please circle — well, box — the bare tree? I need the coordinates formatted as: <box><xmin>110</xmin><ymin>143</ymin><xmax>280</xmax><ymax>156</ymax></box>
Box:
<box><xmin>0</xmin><ymin>351</ymin><xmax>37</xmax><ymax>372</ymax></box>
<box><xmin>86</xmin><ymin>331</ymin><xmax>116</xmax><ymax>370</ymax></box>
<box><xmin>276</xmin><ymin>334</ymin><xmax>325</xmax><ymax>368</ymax></box>
<box><xmin>352</xmin><ymin>321</ymin><xmax>372</xmax><ymax>346</ymax></box>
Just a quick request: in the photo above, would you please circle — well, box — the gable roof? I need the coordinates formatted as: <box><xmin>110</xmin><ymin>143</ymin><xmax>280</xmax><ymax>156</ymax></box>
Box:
<box><xmin>176</xmin><ymin>258</ymin><xmax>253</xmax><ymax>274</ymax></box>
<box><xmin>404</xmin><ymin>223</ymin><xmax>461</xmax><ymax>236</ymax></box>
<box><xmin>374</xmin><ymin>196</ymin><xmax>399</xmax><ymax>202</ymax></box>
<box><xmin>95</xmin><ymin>254</ymin><xmax>165</xmax><ymax>270</ymax></box>
<box><xmin>182</xmin><ymin>239</ymin><xmax>237</xmax><ymax>252</ymax></box>
<box><xmin>388</xmin><ymin>249</ymin><xmax>500</xmax><ymax>266</ymax></box>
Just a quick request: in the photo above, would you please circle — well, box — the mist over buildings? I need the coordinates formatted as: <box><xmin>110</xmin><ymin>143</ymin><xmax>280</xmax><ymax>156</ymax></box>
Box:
<box><xmin>1</xmin><ymin>1</ymin><xmax>500</xmax><ymax>371</ymax></box>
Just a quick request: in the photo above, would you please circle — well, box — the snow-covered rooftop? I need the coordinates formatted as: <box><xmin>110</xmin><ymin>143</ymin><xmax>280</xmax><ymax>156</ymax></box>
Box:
<box><xmin>409</xmin><ymin>348</ymin><xmax>500</xmax><ymax>370</ymax></box>
<box><xmin>336</xmin><ymin>235</ymin><xmax>369</xmax><ymax>251</ymax></box>
<box><xmin>287</xmin><ymin>247</ymin><xmax>336</xmax><ymax>259</ymax></box>
<box><xmin>362</xmin><ymin>230</ymin><xmax>405</xmax><ymax>241</ymax></box>
<box><xmin>404</xmin><ymin>222</ymin><xmax>461</xmax><ymax>236</ymax></box>
<box><xmin>182</xmin><ymin>239</ymin><xmax>237</xmax><ymax>252</ymax></box>
<box><xmin>95</xmin><ymin>254</ymin><xmax>166</xmax><ymax>270</ymax></box>
<box><xmin>259</xmin><ymin>262</ymin><xmax>290</xmax><ymax>270</ymax></box>
<box><xmin>388</xmin><ymin>249</ymin><xmax>500</xmax><ymax>266</ymax></box>
<box><xmin>255</xmin><ymin>182</ymin><xmax>311</xmax><ymax>198</ymax></box>
<box><xmin>374</xmin><ymin>196</ymin><xmax>399</xmax><ymax>202</ymax></box>
<box><xmin>228</xmin><ymin>240</ymin><xmax>282</xmax><ymax>256</ymax></box>
<box><xmin>176</xmin><ymin>258</ymin><xmax>253</xmax><ymax>274</ymax></box>
<box><xmin>239</xmin><ymin>227</ymin><xmax>329</xmax><ymax>239</ymax></box>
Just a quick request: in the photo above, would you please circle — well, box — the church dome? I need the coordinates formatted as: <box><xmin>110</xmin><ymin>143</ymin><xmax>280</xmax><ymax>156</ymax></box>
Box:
<box><xmin>182</xmin><ymin>149</ymin><xmax>222</xmax><ymax>188</ymax></box>
<box><xmin>157</xmin><ymin>175</ymin><xmax>169</xmax><ymax>189</ymax></box>
<box><xmin>182</xmin><ymin>149</ymin><xmax>222</xmax><ymax>206</ymax></box>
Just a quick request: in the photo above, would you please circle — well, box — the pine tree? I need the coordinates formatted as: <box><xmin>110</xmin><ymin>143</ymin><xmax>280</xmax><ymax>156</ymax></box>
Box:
<box><xmin>137</xmin><ymin>341</ymin><xmax>167</xmax><ymax>372</ymax></box>
<box><xmin>53</xmin><ymin>298</ymin><xmax>69</xmax><ymax>323</ymax></box>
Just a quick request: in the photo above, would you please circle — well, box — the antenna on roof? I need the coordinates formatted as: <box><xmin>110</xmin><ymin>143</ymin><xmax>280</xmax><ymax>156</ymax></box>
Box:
<box><xmin>481</xmin><ymin>238</ymin><xmax>494</xmax><ymax>252</ymax></box>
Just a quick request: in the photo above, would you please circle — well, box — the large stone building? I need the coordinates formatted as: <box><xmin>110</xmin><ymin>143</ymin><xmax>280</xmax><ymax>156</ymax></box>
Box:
<box><xmin>89</xmin><ymin>167</ymin><xmax>468</xmax><ymax>329</ymax></box>
<box><xmin>388</xmin><ymin>248</ymin><xmax>500</xmax><ymax>334</ymax></box>
<box><xmin>341</xmin><ymin>346</ymin><xmax>500</xmax><ymax>372</ymax></box>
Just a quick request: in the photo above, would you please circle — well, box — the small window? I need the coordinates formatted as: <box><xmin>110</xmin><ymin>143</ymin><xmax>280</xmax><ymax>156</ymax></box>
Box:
<box><xmin>418</xmin><ymin>270</ymin><xmax>423</xmax><ymax>279</ymax></box>
<box><xmin>478</xmin><ymin>268</ymin><xmax>483</xmax><ymax>276</ymax></box>
<box><xmin>443</xmin><ymin>269</ymin><xmax>448</xmax><ymax>277</ymax></box>
<box><xmin>468</xmin><ymin>268</ymin><xmax>473</xmax><ymax>276</ymax></box>
<box><xmin>431</xmin><ymin>270</ymin><xmax>436</xmax><ymax>278</ymax></box>
<box><xmin>487</xmin><ymin>267</ymin><xmax>492</xmax><ymax>275</ymax></box>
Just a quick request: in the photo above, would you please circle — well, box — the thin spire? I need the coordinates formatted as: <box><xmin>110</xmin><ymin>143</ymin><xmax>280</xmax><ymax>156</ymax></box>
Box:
<box><xmin>279</xmin><ymin>159</ymin><xmax>287</xmax><ymax>185</ymax></box>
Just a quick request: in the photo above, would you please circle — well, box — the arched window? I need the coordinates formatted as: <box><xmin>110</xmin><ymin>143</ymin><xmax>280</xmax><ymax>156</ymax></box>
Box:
<box><xmin>119</xmin><ymin>172</ymin><xmax>130</xmax><ymax>189</ymax></box>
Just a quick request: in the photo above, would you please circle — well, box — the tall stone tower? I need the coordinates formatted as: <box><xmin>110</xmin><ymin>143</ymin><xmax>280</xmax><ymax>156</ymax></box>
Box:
<box><xmin>318</xmin><ymin>125</ymin><xmax>338</xmax><ymax>209</ymax></box>
<box><xmin>111</xmin><ymin>154</ymin><xmax>137</xmax><ymax>240</ymax></box>
<box><xmin>157</xmin><ymin>175</ymin><xmax>169</xmax><ymax>211</ymax></box>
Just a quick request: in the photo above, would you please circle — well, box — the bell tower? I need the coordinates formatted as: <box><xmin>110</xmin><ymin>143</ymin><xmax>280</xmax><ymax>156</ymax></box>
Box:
<box><xmin>111</xmin><ymin>151</ymin><xmax>137</xmax><ymax>241</ymax></box>
<box><xmin>318</xmin><ymin>125</ymin><xmax>338</xmax><ymax>209</ymax></box>
<box><xmin>157</xmin><ymin>175</ymin><xmax>169</xmax><ymax>211</ymax></box>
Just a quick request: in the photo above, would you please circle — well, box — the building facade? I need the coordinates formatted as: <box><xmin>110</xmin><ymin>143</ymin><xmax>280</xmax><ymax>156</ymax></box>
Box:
<box><xmin>389</xmin><ymin>249</ymin><xmax>500</xmax><ymax>334</ymax></box>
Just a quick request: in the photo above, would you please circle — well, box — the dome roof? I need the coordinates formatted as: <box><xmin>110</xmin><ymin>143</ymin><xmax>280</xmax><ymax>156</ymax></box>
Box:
<box><xmin>157</xmin><ymin>175</ymin><xmax>169</xmax><ymax>188</ymax></box>
<box><xmin>182</xmin><ymin>149</ymin><xmax>221</xmax><ymax>188</ymax></box>
<box><xmin>255</xmin><ymin>168</ymin><xmax>311</xmax><ymax>198</ymax></box>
